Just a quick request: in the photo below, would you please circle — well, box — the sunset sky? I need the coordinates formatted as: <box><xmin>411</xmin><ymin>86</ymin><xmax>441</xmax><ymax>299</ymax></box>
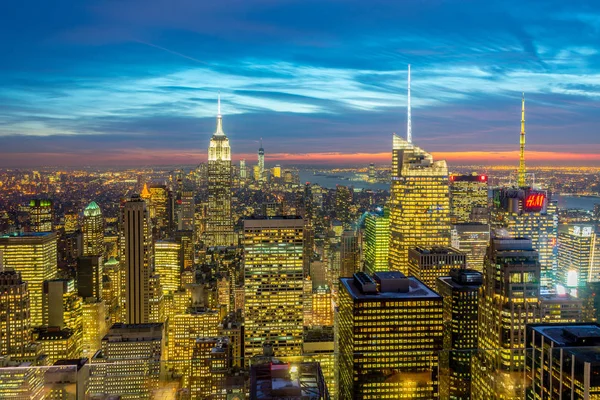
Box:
<box><xmin>1</xmin><ymin>0</ymin><xmax>600</xmax><ymax>166</ymax></box>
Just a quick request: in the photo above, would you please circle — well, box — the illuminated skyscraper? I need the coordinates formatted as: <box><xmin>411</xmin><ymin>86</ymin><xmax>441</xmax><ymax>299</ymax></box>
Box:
<box><xmin>35</xmin><ymin>327</ymin><xmax>80</xmax><ymax>364</ymax></box>
<box><xmin>491</xmin><ymin>188</ymin><xmax>558</xmax><ymax>290</ymax></box>
<box><xmin>168</xmin><ymin>308</ymin><xmax>220</xmax><ymax>376</ymax></box>
<box><xmin>154</xmin><ymin>240</ymin><xmax>181</xmax><ymax>295</ymax></box>
<box><xmin>473</xmin><ymin>237</ymin><xmax>541</xmax><ymax>400</ymax></box>
<box><xmin>189</xmin><ymin>337</ymin><xmax>231</xmax><ymax>399</ymax></box>
<box><xmin>450</xmin><ymin>223</ymin><xmax>490</xmax><ymax>272</ymax></box>
<box><xmin>449</xmin><ymin>174</ymin><xmax>489</xmax><ymax>224</ymax></box>
<box><xmin>89</xmin><ymin>323</ymin><xmax>164</xmax><ymax>399</ymax></box>
<box><xmin>239</xmin><ymin>159</ymin><xmax>247</xmax><ymax>180</ymax></box>
<box><xmin>178</xmin><ymin>190</ymin><xmax>195</xmax><ymax>232</ymax></box>
<box><xmin>258</xmin><ymin>138</ymin><xmax>265</xmax><ymax>182</ymax></box>
<box><xmin>42</xmin><ymin>279</ymin><xmax>83</xmax><ymax>356</ymax></box>
<box><xmin>82</xmin><ymin>201</ymin><xmax>104</xmax><ymax>257</ymax></box>
<box><xmin>243</xmin><ymin>217</ymin><xmax>304</xmax><ymax>360</ymax></box>
<box><xmin>525</xmin><ymin>323</ymin><xmax>600</xmax><ymax>399</ymax></box>
<box><xmin>389</xmin><ymin>134</ymin><xmax>451</xmax><ymax>274</ymax></box>
<box><xmin>273</xmin><ymin>164</ymin><xmax>281</xmax><ymax>178</ymax></box>
<box><xmin>0</xmin><ymin>270</ymin><xmax>31</xmax><ymax>357</ymax></box>
<box><xmin>0</xmin><ymin>232</ymin><xmax>58</xmax><ymax>326</ymax></box>
<box><xmin>29</xmin><ymin>199</ymin><xmax>53</xmax><ymax>232</ymax></box>
<box><xmin>408</xmin><ymin>246</ymin><xmax>466</xmax><ymax>289</ymax></box>
<box><xmin>368</xmin><ymin>163</ymin><xmax>376</xmax><ymax>182</ymax></box>
<box><xmin>364</xmin><ymin>209</ymin><xmax>390</xmax><ymax>275</ymax></box>
<box><xmin>206</xmin><ymin>95</ymin><xmax>235</xmax><ymax>247</ymax></box>
<box><xmin>81</xmin><ymin>299</ymin><xmax>107</xmax><ymax>358</ymax></box>
<box><xmin>436</xmin><ymin>268</ymin><xmax>482</xmax><ymax>400</ymax></box>
<box><xmin>338</xmin><ymin>272</ymin><xmax>443</xmax><ymax>399</ymax></box>
<box><xmin>149</xmin><ymin>184</ymin><xmax>170</xmax><ymax>231</ymax></box>
<box><xmin>123</xmin><ymin>195</ymin><xmax>152</xmax><ymax>324</ymax></box>
<box><xmin>558</xmin><ymin>224</ymin><xmax>600</xmax><ymax>288</ymax></box>
<box><xmin>335</xmin><ymin>185</ymin><xmax>352</xmax><ymax>226</ymax></box>
<box><xmin>340</xmin><ymin>230</ymin><xmax>360</xmax><ymax>278</ymax></box>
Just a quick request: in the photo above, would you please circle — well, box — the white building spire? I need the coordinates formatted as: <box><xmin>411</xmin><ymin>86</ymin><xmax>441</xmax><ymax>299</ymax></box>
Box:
<box><xmin>407</xmin><ymin>64</ymin><xmax>412</xmax><ymax>144</ymax></box>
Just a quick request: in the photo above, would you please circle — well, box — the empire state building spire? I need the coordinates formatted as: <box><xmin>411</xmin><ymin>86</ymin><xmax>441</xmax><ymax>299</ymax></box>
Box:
<box><xmin>215</xmin><ymin>92</ymin><xmax>225</xmax><ymax>137</ymax></box>
<box><xmin>518</xmin><ymin>93</ymin><xmax>526</xmax><ymax>187</ymax></box>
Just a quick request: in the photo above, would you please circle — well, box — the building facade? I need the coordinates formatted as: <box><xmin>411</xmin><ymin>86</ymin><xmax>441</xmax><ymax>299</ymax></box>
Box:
<box><xmin>338</xmin><ymin>271</ymin><xmax>443</xmax><ymax>399</ymax></box>
<box><xmin>389</xmin><ymin>135</ymin><xmax>451</xmax><ymax>274</ymax></box>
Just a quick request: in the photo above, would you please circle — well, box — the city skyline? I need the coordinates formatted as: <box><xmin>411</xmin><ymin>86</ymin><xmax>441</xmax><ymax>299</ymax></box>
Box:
<box><xmin>2</xmin><ymin>0</ymin><xmax>600</xmax><ymax>167</ymax></box>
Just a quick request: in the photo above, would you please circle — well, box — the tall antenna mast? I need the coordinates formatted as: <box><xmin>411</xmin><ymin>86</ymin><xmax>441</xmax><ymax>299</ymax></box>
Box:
<box><xmin>407</xmin><ymin>64</ymin><xmax>412</xmax><ymax>144</ymax></box>
<box><xmin>518</xmin><ymin>93</ymin><xmax>526</xmax><ymax>187</ymax></box>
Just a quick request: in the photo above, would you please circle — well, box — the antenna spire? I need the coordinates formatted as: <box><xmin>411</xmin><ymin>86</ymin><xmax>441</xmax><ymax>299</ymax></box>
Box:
<box><xmin>407</xmin><ymin>64</ymin><xmax>412</xmax><ymax>144</ymax></box>
<box><xmin>218</xmin><ymin>92</ymin><xmax>221</xmax><ymax>117</ymax></box>
<box><xmin>518</xmin><ymin>93</ymin><xmax>526</xmax><ymax>187</ymax></box>
<box><xmin>214</xmin><ymin>92</ymin><xmax>225</xmax><ymax>136</ymax></box>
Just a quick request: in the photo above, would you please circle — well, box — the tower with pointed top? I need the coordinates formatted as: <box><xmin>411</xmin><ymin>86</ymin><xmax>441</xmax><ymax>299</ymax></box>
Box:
<box><xmin>407</xmin><ymin>64</ymin><xmax>412</xmax><ymax>144</ymax></box>
<box><xmin>388</xmin><ymin>67</ymin><xmax>451</xmax><ymax>273</ymax></box>
<box><xmin>518</xmin><ymin>93</ymin><xmax>526</xmax><ymax>187</ymax></box>
<box><xmin>206</xmin><ymin>94</ymin><xmax>235</xmax><ymax>247</ymax></box>
<box><xmin>258</xmin><ymin>138</ymin><xmax>265</xmax><ymax>182</ymax></box>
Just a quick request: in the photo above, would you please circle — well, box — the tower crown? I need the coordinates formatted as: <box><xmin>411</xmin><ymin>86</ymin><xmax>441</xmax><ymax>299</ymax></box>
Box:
<box><xmin>214</xmin><ymin>93</ymin><xmax>225</xmax><ymax>137</ymax></box>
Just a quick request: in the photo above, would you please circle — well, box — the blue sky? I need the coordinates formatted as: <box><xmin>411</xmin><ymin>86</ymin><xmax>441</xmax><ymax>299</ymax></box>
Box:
<box><xmin>1</xmin><ymin>0</ymin><xmax>600</xmax><ymax>166</ymax></box>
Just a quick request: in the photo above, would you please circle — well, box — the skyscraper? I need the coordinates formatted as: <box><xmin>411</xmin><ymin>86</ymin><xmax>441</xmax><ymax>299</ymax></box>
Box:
<box><xmin>243</xmin><ymin>217</ymin><xmax>304</xmax><ymax>361</ymax></box>
<box><xmin>338</xmin><ymin>271</ymin><xmax>443</xmax><ymax>399</ymax></box>
<box><xmin>178</xmin><ymin>190</ymin><xmax>195</xmax><ymax>232</ymax></box>
<box><xmin>340</xmin><ymin>230</ymin><xmax>360</xmax><ymax>278</ymax></box>
<box><xmin>123</xmin><ymin>195</ymin><xmax>152</xmax><ymax>324</ymax></box>
<box><xmin>0</xmin><ymin>270</ymin><xmax>31</xmax><ymax>357</ymax></box>
<box><xmin>77</xmin><ymin>255</ymin><xmax>103</xmax><ymax>300</ymax></box>
<box><xmin>29</xmin><ymin>199</ymin><xmax>53</xmax><ymax>232</ymax></box>
<box><xmin>258</xmin><ymin>138</ymin><xmax>265</xmax><ymax>182</ymax></box>
<box><xmin>436</xmin><ymin>268</ymin><xmax>483</xmax><ymax>400</ymax></box>
<box><xmin>408</xmin><ymin>246</ymin><xmax>466</xmax><ymax>289</ymax></box>
<box><xmin>449</xmin><ymin>174</ymin><xmax>489</xmax><ymax>224</ymax></box>
<box><xmin>239</xmin><ymin>159</ymin><xmax>247</xmax><ymax>180</ymax></box>
<box><xmin>335</xmin><ymin>185</ymin><xmax>352</xmax><ymax>226</ymax></box>
<box><xmin>89</xmin><ymin>323</ymin><xmax>164</xmax><ymax>399</ymax></box>
<box><xmin>154</xmin><ymin>240</ymin><xmax>181</xmax><ymax>295</ymax></box>
<box><xmin>491</xmin><ymin>188</ymin><xmax>558</xmax><ymax>290</ymax></box>
<box><xmin>473</xmin><ymin>237</ymin><xmax>541</xmax><ymax>400</ymax></box>
<box><xmin>450</xmin><ymin>223</ymin><xmax>490</xmax><ymax>272</ymax></box>
<box><xmin>526</xmin><ymin>323</ymin><xmax>600</xmax><ymax>399</ymax></box>
<box><xmin>82</xmin><ymin>201</ymin><xmax>104</xmax><ymax>257</ymax></box>
<box><xmin>206</xmin><ymin>95</ymin><xmax>235</xmax><ymax>247</ymax></box>
<box><xmin>0</xmin><ymin>232</ymin><xmax>58</xmax><ymax>326</ymax></box>
<box><xmin>364</xmin><ymin>209</ymin><xmax>390</xmax><ymax>275</ymax></box>
<box><xmin>389</xmin><ymin>134</ymin><xmax>451</xmax><ymax>274</ymax></box>
<box><xmin>557</xmin><ymin>224</ymin><xmax>600</xmax><ymax>288</ymax></box>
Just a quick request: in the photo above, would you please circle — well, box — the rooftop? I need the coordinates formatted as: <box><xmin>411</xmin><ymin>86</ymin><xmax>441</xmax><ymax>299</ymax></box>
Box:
<box><xmin>103</xmin><ymin>323</ymin><xmax>164</xmax><ymax>342</ymax></box>
<box><xmin>250</xmin><ymin>360</ymin><xmax>329</xmax><ymax>400</ymax></box>
<box><xmin>341</xmin><ymin>272</ymin><xmax>441</xmax><ymax>301</ymax></box>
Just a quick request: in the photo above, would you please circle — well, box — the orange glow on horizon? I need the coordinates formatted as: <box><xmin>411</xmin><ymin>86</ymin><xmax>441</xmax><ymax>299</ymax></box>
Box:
<box><xmin>1</xmin><ymin>149</ymin><xmax>600</xmax><ymax>166</ymax></box>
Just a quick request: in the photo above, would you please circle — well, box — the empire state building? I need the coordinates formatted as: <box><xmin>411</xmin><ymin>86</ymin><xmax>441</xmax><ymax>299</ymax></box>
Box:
<box><xmin>206</xmin><ymin>95</ymin><xmax>235</xmax><ymax>246</ymax></box>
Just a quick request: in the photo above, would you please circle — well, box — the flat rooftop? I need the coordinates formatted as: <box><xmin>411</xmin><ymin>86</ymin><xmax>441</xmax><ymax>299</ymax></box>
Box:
<box><xmin>244</xmin><ymin>216</ymin><xmax>304</xmax><ymax>229</ymax></box>
<box><xmin>103</xmin><ymin>323</ymin><xmax>163</xmax><ymax>342</ymax></box>
<box><xmin>530</xmin><ymin>324</ymin><xmax>600</xmax><ymax>347</ymax></box>
<box><xmin>341</xmin><ymin>275</ymin><xmax>441</xmax><ymax>301</ymax></box>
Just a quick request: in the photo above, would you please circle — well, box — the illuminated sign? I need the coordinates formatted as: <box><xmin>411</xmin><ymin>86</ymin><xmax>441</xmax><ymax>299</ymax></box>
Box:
<box><xmin>523</xmin><ymin>193</ymin><xmax>546</xmax><ymax>212</ymax></box>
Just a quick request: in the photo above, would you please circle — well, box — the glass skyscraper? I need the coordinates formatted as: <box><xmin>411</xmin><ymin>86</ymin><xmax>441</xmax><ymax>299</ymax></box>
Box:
<box><xmin>389</xmin><ymin>134</ymin><xmax>451</xmax><ymax>274</ymax></box>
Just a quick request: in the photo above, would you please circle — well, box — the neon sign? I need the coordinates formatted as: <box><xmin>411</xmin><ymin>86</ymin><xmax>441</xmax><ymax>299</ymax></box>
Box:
<box><xmin>523</xmin><ymin>193</ymin><xmax>546</xmax><ymax>211</ymax></box>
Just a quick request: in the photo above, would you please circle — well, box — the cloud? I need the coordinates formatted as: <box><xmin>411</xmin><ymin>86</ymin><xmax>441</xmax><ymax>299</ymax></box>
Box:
<box><xmin>0</xmin><ymin>0</ymin><xmax>600</xmax><ymax>165</ymax></box>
